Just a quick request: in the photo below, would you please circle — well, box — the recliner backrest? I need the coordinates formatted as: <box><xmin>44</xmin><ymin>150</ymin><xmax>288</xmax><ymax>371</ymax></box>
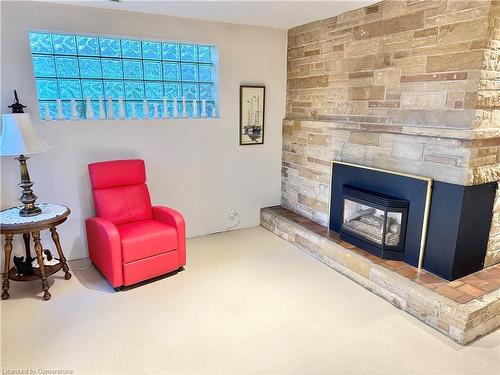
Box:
<box><xmin>88</xmin><ymin>159</ymin><xmax>153</xmax><ymax>225</ymax></box>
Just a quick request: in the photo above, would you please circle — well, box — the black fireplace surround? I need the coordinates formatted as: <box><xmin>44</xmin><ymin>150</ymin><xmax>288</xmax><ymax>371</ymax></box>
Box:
<box><xmin>330</xmin><ymin>162</ymin><xmax>497</xmax><ymax>281</ymax></box>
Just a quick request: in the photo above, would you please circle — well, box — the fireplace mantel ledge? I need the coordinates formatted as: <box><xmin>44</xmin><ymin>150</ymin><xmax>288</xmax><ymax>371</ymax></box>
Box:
<box><xmin>283</xmin><ymin>118</ymin><xmax>500</xmax><ymax>141</ymax></box>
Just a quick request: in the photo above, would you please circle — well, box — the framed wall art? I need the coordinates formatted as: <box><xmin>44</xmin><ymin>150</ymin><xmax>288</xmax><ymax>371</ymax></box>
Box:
<box><xmin>240</xmin><ymin>85</ymin><xmax>265</xmax><ymax>145</ymax></box>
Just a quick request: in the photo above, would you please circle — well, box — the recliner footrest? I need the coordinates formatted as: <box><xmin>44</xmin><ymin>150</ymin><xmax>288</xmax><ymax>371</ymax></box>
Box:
<box><xmin>122</xmin><ymin>251</ymin><xmax>180</xmax><ymax>286</ymax></box>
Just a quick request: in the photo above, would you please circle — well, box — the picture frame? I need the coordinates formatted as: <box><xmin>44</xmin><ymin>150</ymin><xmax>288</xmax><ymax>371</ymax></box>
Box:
<box><xmin>240</xmin><ymin>85</ymin><xmax>265</xmax><ymax>145</ymax></box>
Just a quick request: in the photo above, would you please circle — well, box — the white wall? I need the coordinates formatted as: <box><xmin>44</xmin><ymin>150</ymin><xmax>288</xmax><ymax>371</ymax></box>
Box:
<box><xmin>1</xmin><ymin>1</ymin><xmax>286</xmax><ymax>259</ymax></box>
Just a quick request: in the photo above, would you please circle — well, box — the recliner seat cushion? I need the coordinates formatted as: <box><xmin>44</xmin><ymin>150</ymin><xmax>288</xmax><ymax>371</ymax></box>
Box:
<box><xmin>118</xmin><ymin>220</ymin><xmax>178</xmax><ymax>263</ymax></box>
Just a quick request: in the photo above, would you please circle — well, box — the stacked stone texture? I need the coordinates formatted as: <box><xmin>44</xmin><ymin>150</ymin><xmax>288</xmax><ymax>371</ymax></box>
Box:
<box><xmin>282</xmin><ymin>0</ymin><xmax>500</xmax><ymax>266</ymax></box>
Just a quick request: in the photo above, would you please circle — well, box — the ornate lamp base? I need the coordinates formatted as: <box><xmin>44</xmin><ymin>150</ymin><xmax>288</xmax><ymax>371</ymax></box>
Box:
<box><xmin>19</xmin><ymin>206</ymin><xmax>42</xmax><ymax>217</ymax></box>
<box><xmin>16</xmin><ymin>155</ymin><xmax>42</xmax><ymax>217</ymax></box>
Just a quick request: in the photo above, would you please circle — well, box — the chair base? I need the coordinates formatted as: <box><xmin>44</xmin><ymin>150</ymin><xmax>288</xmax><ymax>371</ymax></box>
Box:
<box><xmin>112</xmin><ymin>265</ymin><xmax>185</xmax><ymax>292</ymax></box>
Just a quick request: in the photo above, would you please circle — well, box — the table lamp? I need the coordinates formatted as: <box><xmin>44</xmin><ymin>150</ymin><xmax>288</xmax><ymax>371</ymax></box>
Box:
<box><xmin>1</xmin><ymin>91</ymin><xmax>50</xmax><ymax>216</ymax></box>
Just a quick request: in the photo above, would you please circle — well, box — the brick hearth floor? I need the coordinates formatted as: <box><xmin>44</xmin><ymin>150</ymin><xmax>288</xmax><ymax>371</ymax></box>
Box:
<box><xmin>266</xmin><ymin>206</ymin><xmax>500</xmax><ymax>304</ymax></box>
<box><xmin>261</xmin><ymin>206</ymin><xmax>500</xmax><ymax>344</ymax></box>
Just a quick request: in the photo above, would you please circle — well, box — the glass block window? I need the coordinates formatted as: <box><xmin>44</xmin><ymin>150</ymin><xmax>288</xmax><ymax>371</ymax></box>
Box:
<box><xmin>29</xmin><ymin>31</ymin><xmax>218</xmax><ymax>120</ymax></box>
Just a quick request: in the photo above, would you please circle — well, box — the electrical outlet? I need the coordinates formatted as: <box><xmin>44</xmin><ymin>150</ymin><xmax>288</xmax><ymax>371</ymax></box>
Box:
<box><xmin>227</xmin><ymin>207</ymin><xmax>237</xmax><ymax>220</ymax></box>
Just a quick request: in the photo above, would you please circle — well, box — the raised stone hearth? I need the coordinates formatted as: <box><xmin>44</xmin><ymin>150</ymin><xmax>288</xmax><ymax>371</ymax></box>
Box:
<box><xmin>261</xmin><ymin>206</ymin><xmax>500</xmax><ymax>345</ymax></box>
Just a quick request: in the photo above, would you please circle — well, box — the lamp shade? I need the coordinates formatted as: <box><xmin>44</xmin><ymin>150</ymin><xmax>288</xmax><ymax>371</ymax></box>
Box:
<box><xmin>0</xmin><ymin>113</ymin><xmax>50</xmax><ymax>156</ymax></box>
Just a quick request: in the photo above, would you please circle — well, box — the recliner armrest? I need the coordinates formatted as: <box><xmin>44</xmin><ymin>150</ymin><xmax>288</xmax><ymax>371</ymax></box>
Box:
<box><xmin>85</xmin><ymin>217</ymin><xmax>123</xmax><ymax>287</ymax></box>
<box><xmin>152</xmin><ymin>206</ymin><xmax>186</xmax><ymax>265</ymax></box>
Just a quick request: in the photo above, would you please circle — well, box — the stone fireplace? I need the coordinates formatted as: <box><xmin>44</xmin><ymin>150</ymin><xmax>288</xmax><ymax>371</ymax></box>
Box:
<box><xmin>263</xmin><ymin>0</ymin><xmax>500</xmax><ymax>345</ymax></box>
<box><xmin>281</xmin><ymin>0</ymin><xmax>500</xmax><ymax>271</ymax></box>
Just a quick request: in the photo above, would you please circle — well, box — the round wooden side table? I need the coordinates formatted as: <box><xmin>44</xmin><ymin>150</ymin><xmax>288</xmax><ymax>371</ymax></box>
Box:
<box><xmin>0</xmin><ymin>203</ymin><xmax>72</xmax><ymax>301</ymax></box>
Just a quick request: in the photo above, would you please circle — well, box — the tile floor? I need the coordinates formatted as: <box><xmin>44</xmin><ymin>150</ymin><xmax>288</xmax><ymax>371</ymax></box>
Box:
<box><xmin>265</xmin><ymin>206</ymin><xmax>500</xmax><ymax>304</ymax></box>
<box><xmin>1</xmin><ymin>226</ymin><xmax>499</xmax><ymax>374</ymax></box>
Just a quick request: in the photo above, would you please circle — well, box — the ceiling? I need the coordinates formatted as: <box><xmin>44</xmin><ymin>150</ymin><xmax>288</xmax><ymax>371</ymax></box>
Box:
<box><xmin>45</xmin><ymin>0</ymin><xmax>377</xmax><ymax>29</ymax></box>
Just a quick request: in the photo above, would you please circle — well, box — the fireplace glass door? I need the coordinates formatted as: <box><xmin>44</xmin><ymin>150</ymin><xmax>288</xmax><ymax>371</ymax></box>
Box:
<box><xmin>340</xmin><ymin>185</ymin><xmax>408</xmax><ymax>259</ymax></box>
<box><xmin>342</xmin><ymin>199</ymin><xmax>402</xmax><ymax>247</ymax></box>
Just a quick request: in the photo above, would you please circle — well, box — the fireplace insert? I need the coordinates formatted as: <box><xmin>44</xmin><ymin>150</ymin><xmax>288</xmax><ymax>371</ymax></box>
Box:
<box><xmin>340</xmin><ymin>185</ymin><xmax>409</xmax><ymax>260</ymax></box>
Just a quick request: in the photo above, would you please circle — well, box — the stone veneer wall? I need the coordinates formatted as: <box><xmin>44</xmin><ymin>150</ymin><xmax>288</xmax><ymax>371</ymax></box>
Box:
<box><xmin>281</xmin><ymin>0</ymin><xmax>500</xmax><ymax>266</ymax></box>
<box><xmin>482</xmin><ymin>0</ymin><xmax>500</xmax><ymax>266</ymax></box>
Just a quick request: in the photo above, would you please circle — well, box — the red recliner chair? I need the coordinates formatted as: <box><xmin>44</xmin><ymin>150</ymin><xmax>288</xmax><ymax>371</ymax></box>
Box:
<box><xmin>85</xmin><ymin>159</ymin><xmax>186</xmax><ymax>291</ymax></box>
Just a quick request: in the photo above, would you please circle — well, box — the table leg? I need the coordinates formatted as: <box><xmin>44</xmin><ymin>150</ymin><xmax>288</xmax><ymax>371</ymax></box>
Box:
<box><xmin>49</xmin><ymin>227</ymin><xmax>71</xmax><ymax>280</ymax></box>
<box><xmin>2</xmin><ymin>234</ymin><xmax>13</xmax><ymax>300</ymax></box>
<box><xmin>32</xmin><ymin>231</ymin><xmax>51</xmax><ymax>301</ymax></box>
<box><xmin>23</xmin><ymin>233</ymin><xmax>32</xmax><ymax>264</ymax></box>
